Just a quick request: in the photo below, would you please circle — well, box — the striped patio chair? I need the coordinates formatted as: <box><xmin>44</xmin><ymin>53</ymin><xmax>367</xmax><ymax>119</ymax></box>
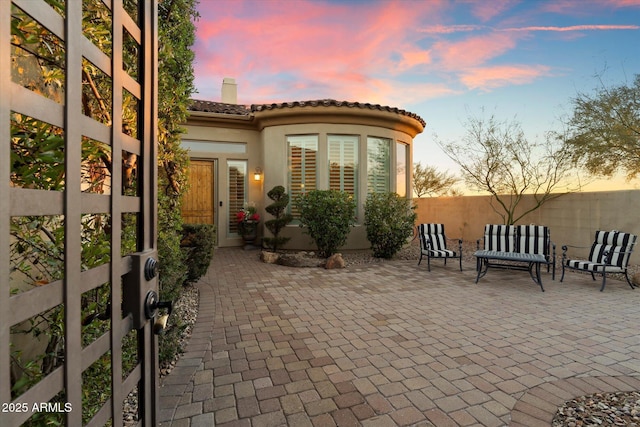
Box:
<box><xmin>480</xmin><ymin>224</ymin><xmax>517</xmax><ymax>252</ymax></box>
<box><xmin>417</xmin><ymin>223</ymin><xmax>463</xmax><ymax>271</ymax></box>
<box><xmin>561</xmin><ymin>230</ymin><xmax>637</xmax><ymax>291</ymax></box>
<box><xmin>516</xmin><ymin>225</ymin><xmax>555</xmax><ymax>279</ymax></box>
<box><xmin>476</xmin><ymin>225</ymin><xmax>516</xmax><ymax>270</ymax></box>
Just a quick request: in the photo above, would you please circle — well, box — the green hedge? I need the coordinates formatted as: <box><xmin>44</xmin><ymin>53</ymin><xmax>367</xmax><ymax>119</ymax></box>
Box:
<box><xmin>181</xmin><ymin>223</ymin><xmax>216</xmax><ymax>285</ymax></box>
<box><xmin>295</xmin><ymin>190</ymin><xmax>356</xmax><ymax>257</ymax></box>
<box><xmin>364</xmin><ymin>192</ymin><xmax>416</xmax><ymax>259</ymax></box>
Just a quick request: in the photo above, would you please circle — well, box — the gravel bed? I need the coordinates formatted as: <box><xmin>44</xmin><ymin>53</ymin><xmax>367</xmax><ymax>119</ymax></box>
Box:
<box><xmin>553</xmin><ymin>391</ymin><xmax>640</xmax><ymax>426</ymax></box>
<box><xmin>123</xmin><ymin>284</ymin><xmax>199</xmax><ymax>425</ymax></box>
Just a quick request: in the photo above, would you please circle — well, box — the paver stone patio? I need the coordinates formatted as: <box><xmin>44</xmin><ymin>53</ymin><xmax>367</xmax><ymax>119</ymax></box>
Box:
<box><xmin>159</xmin><ymin>248</ymin><xmax>640</xmax><ymax>426</ymax></box>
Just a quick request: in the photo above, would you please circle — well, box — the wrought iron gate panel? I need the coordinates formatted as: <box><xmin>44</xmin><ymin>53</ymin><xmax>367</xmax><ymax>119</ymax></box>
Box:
<box><xmin>1</xmin><ymin>1</ymin><xmax>159</xmax><ymax>425</ymax></box>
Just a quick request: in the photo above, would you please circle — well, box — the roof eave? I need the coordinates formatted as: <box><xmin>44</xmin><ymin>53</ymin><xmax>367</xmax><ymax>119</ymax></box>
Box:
<box><xmin>187</xmin><ymin>110</ymin><xmax>252</xmax><ymax>121</ymax></box>
<box><xmin>253</xmin><ymin>105</ymin><xmax>425</xmax><ymax>137</ymax></box>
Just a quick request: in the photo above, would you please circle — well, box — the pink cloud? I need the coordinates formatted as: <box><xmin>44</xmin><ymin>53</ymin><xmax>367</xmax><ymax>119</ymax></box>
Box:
<box><xmin>192</xmin><ymin>0</ymin><xmax>639</xmax><ymax>108</ymax></box>
<box><xmin>397</xmin><ymin>50</ymin><xmax>433</xmax><ymax>72</ymax></box>
<box><xmin>460</xmin><ymin>0</ymin><xmax>518</xmax><ymax>22</ymax></box>
<box><xmin>499</xmin><ymin>24</ymin><xmax>639</xmax><ymax>32</ymax></box>
<box><xmin>418</xmin><ymin>24</ymin><xmax>486</xmax><ymax>34</ymax></box>
<box><xmin>541</xmin><ymin>0</ymin><xmax>640</xmax><ymax>14</ymax></box>
<box><xmin>460</xmin><ymin>65</ymin><xmax>552</xmax><ymax>90</ymax></box>
<box><xmin>193</xmin><ymin>0</ymin><xmax>441</xmax><ymax>105</ymax></box>
<box><xmin>433</xmin><ymin>33</ymin><xmax>519</xmax><ymax>70</ymax></box>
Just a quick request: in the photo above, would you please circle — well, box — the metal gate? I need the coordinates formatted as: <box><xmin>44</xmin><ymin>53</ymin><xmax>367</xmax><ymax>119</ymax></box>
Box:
<box><xmin>1</xmin><ymin>1</ymin><xmax>160</xmax><ymax>425</ymax></box>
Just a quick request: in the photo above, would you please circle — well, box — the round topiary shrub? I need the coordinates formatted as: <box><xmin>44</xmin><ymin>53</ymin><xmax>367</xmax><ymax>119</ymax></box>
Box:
<box><xmin>263</xmin><ymin>185</ymin><xmax>293</xmax><ymax>251</ymax></box>
<box><xmin>295</xmin><ymin>190</ymin><xmax>356</xmax><ymax>258</ymax></box>
<box><xmin>364</xmin><ymin>192</ymin><xmax>416</xmax><ymax>259</ymax></box>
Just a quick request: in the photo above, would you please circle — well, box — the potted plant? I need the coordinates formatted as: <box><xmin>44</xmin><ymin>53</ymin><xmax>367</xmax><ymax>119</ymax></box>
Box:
<box><xmin>236</xmin><ymin>205</ymin><xmax>260</xmax><ymax>246</ymax></box>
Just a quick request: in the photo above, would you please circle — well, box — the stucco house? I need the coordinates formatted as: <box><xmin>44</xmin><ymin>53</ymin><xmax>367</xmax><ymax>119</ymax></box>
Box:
<box><xmin>181</xmin><ymin>78</ymin><xmax>425</xmax><ymax>249</ymax></box>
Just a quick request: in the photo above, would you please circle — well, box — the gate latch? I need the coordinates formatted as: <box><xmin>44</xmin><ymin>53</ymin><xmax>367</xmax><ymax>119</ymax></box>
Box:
<box><xmin>144</xmin><ymin>290</ymin><xmax>173</xmax><ymax>334</ymax></box>
<box><xmin>123</xmin><ymin>249</ymin><xmax>166</xmax><ymax>330</ymax></box>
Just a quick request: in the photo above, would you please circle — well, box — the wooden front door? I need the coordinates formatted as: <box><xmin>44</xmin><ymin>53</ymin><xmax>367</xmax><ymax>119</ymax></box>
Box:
<box><xmin>183</xmin><ymin>160</ymin><xmax>216</xmax><ymax>225</ymax></box>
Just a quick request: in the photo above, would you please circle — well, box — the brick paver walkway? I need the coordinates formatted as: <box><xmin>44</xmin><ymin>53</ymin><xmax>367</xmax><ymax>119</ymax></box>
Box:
<box><xmin>159</xmin><ymin>248</ymin><xmax>640</xmax><ymax>426</ymax></box>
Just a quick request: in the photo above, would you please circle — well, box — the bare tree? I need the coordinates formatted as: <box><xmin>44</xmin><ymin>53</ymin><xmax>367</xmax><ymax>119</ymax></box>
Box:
<box><xmin>413</xmin><ymin>162</ymin><xmax>458</xmax><ymax>197</ymax></box>
<box><xmin>438</xmin><ymin>113</ymin><xmax>580</xmax><ymax>225</ymax></box>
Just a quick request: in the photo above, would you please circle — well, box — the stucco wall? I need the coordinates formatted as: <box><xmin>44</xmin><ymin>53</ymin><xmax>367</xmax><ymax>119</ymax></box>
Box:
<box><xmin>414</xmin><ymin>190</ymin><xmax>640</xmax><ymax>259</ymax></box>
<box><xmin>183</xmin><ymin>99</ymin><xmax>425</xmax><ymax>249</ymax></box>
<box><xmin>183</xmin><ymin>121</ymin><xmax>416</xmax><ymax>250</ymax></box>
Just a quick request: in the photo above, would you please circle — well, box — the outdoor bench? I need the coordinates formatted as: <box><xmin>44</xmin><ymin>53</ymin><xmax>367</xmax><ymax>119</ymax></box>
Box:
<box><xmin>474</xmin><ymin>224</ymin><xmax>556</xmax><ymax>291</ymax></box>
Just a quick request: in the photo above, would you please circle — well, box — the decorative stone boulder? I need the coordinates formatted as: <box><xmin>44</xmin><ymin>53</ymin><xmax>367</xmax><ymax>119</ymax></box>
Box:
<box><xmin>260</xmin><ymin>251</ymin><xmax>280</xmax><ymax>264</ymax></box>
<box><xmin>277</xmin><ymin>252</ymin><xmax>324</xmax><ymax>268</ymax></box>
<box><xmin>632</xmin><ymin>272</ymin><xmax>640</xmax><ymax>287</ymax></box>
<box><xmin>325</xmin><ymin>253</ymin><xmax>345</xmax><ymax>269</ymax></box>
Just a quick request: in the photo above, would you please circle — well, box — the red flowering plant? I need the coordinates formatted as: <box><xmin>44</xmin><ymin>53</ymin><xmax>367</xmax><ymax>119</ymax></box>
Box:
<box><xmin>236</xmin><ymin>205</ymin><xmax>260</xmax><ymax>236</ymax></box>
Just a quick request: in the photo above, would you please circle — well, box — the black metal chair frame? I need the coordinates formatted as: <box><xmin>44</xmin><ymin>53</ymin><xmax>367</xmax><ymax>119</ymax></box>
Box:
<box><xmin>417</xmin><ymin>224</ymin><xmax>463</xmax><ymax>272</ymax></box>
<box><xmin>560</xmin><ymin>238</ymin><xmax>637</xmax><ymax>292</ymax></box>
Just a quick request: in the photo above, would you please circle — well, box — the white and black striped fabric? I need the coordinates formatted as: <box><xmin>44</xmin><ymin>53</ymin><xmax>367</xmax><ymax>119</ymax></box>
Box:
<box><xmin>566</xmin><ymin>259</ymin><xmax>624</xmax><ymax>272</ymax></box>
<box><xmin>561</xmin><ymin>230</ymin><xmax>637</xmax><ymax>290</ymax></box>
<box><xmin>481</xmin><ymin>224</ymin><xmax>516</xmax><ymax>252</ymax></box>
<box><xmin>517</xmin><ymin>225</ymin><xmax>549</xmax><ymax>256</ymax></box>
<box><xmin>590</xmin><ymin>230</ymin><xmax>634</xmax><ymax>265</ymax></box>
<box><xmin>419</xmin><ymin>223</ymin><xmax>456</xmax><ymax>256</ymax></box>
<box><xmin>566</xmin><ymin>230</ymin><xmax>636</xmax><ymax>272</ymax></box>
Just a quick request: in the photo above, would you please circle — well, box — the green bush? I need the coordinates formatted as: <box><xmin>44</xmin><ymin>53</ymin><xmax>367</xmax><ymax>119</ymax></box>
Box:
<box><xmin>295</xmin><ymin>190</ymin><xmax>356</xmax><ymax>257</ymax></box>
<box><xmin>364</xmin><ymin>192</ymin><xmax>417</xmax><ymax>259</ymax></box>
<box><xmin>263</xmin><ymin>186</ymin><xmax>293</xmax><ymax>251</ymax></box>
<box><xmin>181</xmin><ymin>223</ymin><xmax>216</xmax><ymax>285</ymax></box>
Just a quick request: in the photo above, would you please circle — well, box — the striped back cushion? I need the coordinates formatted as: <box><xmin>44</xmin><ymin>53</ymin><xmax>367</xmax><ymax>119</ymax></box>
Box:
<box><xmin>419</xmin><ymin>224</ymin><xmax>447</xmax><ymax>251</ymax></box>
<box><xmin>517</xmin><ymin>225</ymin><xmax>549</xmax><ymax>256</ymax></box>
<box><xmin>483</xmin><ymin>224</ymin><xmax>516</xmax><ymax>252</ymax></box>
<box><xmin>589</xmin><ymin>231</ymin><xmax>637</xmax><ymax>267</ymax></box>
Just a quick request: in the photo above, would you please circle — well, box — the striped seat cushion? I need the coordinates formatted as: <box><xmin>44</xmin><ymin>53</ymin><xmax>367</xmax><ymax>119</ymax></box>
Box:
<box><xmin>566</xmin><ymin>260</ymin><xmax>625</xmax><ymax>273</ymax></box>
<box><xmin>588</xmin><ymin>230</ymin><xmax>635</xmax><ymax>267</ymax></box>
<box><xmin>517</xmin><ymin>225</ymin><xmax>549</xmax><ymax>256</ymax></box>
<box><xmin>419</xmin><ymin>224</ymin><xmax>455</xmax><ymax>256</ymax></box>
<box><xmin>425</xmin><ymin>249</ymin><xmax>456</xmax><ymax>257</ymax></box>
<box><xmin>482</xmin><ymin>224</ymin><xmax>516</xmax><ymax>252</ymax></box>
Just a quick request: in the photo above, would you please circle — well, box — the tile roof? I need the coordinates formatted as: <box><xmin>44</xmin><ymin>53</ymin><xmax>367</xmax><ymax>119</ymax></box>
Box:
<box><xmin>252</xmin><ymin>99</ymin><xmax>426</xmax><ymax>127</ymax></box>
<box><xmin>189</xmin><ymin>99</ymin><xmax>250</xmax><ymax>116</ymax></box>
<box><xmin>189</xmin><ymin>98</ymin><xmax>425</xmax><ymax>127</ymax></box>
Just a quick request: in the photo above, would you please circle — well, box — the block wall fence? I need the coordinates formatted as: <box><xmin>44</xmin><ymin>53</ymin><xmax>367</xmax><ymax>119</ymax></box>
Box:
<box><xmin>414</xmin><ymin>190</ymin><xmax>640</xmax><ymax>260</ymax></box>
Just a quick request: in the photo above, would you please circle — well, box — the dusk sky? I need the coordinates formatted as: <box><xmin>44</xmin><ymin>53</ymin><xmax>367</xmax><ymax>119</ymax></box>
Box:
<box><xmin>192</xmin><ymin>0</ymin><xmax>640</xmax><ymax>192</ymax></box>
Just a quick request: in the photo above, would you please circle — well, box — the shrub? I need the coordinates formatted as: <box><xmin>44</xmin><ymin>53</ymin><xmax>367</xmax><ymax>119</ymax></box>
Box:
<box><xmin>364</xmin><ymin>192</ymin><xmax>417</xmax><ymax>259</ymax></box>
<box><xmin>263</xmin><ymin>186</ymin><xmax>293</xmax><ymax>251</ymax></box>
<box><xmin>295</xmin><ymin>190</ymin><xmax>356</xmax><ymax>257</ymax></box>
<box><xmin>181</xmin><ymin>223</ymin><xmax>216</xmax><ymax>285</ymax></box>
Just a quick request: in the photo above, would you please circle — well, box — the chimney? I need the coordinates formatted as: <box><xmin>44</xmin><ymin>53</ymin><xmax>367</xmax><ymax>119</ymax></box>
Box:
<box><xmin>221</xmin><ymin>77</ymin><xmax>237</xmax><ymax>104</ymax></box>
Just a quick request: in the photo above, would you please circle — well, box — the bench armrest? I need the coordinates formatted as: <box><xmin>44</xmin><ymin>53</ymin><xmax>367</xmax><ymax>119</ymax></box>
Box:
<box><xmin>561</xmin><ymin>244</ymin><xmax>590</xmax><ymax>257</ymax></box>
<box><xmin>447</xmin><ymin>237</ymin><xmax>463</xmax><ymax>252</ymax></box>
<box><xmin>603</xmin><ymin>248</ymin><xmax>634</xmax><ymax>266</ymax></box>
<box><xmin>425</xmin><ymin>236</ymin><xmax>464</xmax><ymax>252</ymax></box>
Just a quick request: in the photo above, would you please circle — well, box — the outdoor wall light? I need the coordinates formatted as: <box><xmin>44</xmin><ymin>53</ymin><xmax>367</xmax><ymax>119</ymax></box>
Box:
<box><xmin>254</xmin><ymin>167</ymin><xmax>262</xmax><ymax>181</ymax></box>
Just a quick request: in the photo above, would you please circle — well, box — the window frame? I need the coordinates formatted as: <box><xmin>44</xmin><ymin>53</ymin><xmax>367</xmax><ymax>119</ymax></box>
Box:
<box><xmin>366</xmin><ymin>136</ymin><xmax>391</xmax><ymax>194</ymax></box>
<box><xmin>287</xmin><ymin>134</ymin><xmax>319</xmax><ymax>217</ymax></box>
<box><xmin>328</xmin><ymin>134</ymin><xmax>359</xmax><ymax>206</ymax></box>
<box><xmin>227</xmin><ymin>159</ymin><xmax>248</xmax><ymax>235</ymax></box>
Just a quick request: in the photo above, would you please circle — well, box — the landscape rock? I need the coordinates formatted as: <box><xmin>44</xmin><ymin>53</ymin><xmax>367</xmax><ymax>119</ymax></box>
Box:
<box><xmin>277</xmin><ymin>252</ymin><xmax>324</xmax><ymax>268</ymax></box>
<box><xmin>325</xmin><ymin>253</ymin><xmax>345</xmax><ymax>269</ymax></box>
<box><xmin>632</xmin><ymin>272</ymin><xmax>640</xmax><ymax>287</ymax></box>
<box><xmin>260</xmin><ymin>251</ymin><xmax>280</xmax><ymax>264</ymax></box>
